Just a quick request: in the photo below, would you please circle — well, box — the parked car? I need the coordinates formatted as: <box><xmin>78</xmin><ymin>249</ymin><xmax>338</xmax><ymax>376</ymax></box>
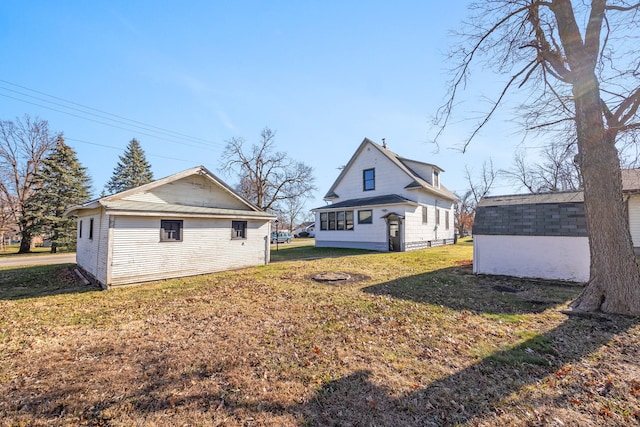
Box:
<box><xmin>271</xmin><ymin>231</ymin><xmax>292</xmax><ymax>244</ymax></box>
<box><xmin>293</xmin><ymin>224</ymin><xmax>315</xmax><ymax>238</ymax></box>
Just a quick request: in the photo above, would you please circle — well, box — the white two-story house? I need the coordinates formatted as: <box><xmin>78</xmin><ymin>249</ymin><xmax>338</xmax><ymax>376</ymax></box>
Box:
<box><xmin>312</xmin><ymin>138</ymin><xmax>458</xmax><ymax>252</ymax></box>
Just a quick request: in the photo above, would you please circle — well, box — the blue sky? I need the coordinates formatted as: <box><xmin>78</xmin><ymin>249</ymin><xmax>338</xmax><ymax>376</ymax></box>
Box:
<box><xmin>1</xmin><ymin>1</ymin><xmax>528</xmax><ymax>215</ymax></box>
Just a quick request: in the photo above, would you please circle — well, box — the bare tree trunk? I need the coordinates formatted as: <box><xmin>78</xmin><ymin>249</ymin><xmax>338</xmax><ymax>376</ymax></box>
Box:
<box><xmin>570</xmin><ymin>74</ymin><xmax>640</xmax><ymax>315</ymax></box>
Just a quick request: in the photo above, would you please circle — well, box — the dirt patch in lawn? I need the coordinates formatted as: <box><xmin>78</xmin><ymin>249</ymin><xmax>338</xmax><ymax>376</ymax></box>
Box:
<box><xmin>309</xmin><ymin>271</ymin><xmax>371</xmax><ymax>284</ymax></box>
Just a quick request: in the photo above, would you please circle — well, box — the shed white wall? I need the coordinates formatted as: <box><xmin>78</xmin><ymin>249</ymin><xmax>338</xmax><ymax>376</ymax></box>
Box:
<box><xmin>75</xmin><ymin>208</ymin><xmax>110</xmax><ymax>285</ymax></box>
<box><xmin>628</xmin><ymin>195</ymin><xmax>640</xmax><ymax>250</ymax></box>
<box><xmin>108</xmin><ymin>216</ymin><xmax>270</xmax><ymax>286</ymax></box>
<box><xmin>473</xmin><ymin>234</ymin><xmax>590</xmax><ymax>282</ymax></box>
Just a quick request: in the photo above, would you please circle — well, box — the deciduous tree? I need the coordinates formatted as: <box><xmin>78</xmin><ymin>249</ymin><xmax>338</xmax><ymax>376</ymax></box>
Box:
<box><xmin>220</xmin><ymin>127</ymin><xmax>317</xmax><ymax>212</ymax></box>
<box><xmin>0</xmin><ymin>115</ymin><xmax>57</xmax><ymax>253</ymax></box>
<box><xmin>105</xmin><ymin>138</ymin><xmax>153</xmax><ymax>194</ymax></box>
<box><xmin>436</xmin><ymin>0</ymin><xmax>640</xmax><ymax>315</ymax></box>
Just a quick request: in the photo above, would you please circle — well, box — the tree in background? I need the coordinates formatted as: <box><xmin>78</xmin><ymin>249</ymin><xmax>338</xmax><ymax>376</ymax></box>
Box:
<box><xmin>436</xmin><ymin>1</ymin><xmax>640</xmax><ymax>315</ymax></box>
<box><xmin>456</xmin><ymin>160</ymin><xmax>498</xmax><ymax>236</ymax></box>
<box><xmin>25</xmin><ymin>136</ymin><xmax>92</xmax><ymax>252</ymax></box>
<box><xmin>105</xmin><ymin>138</ymin><xmax>153</xmax><ymax>194</ymax></box>
<box><xmin>504</xmin><ymin>141</ymin><xmax>582</xmax><ymax>193</ymax></box>
<box><xmin>220</xmin><ymin>127</ymin><xmax>316</xmax><ymax>213</ymax></box>
<box><xmin>0</xmin><ymin>115</ymin><xmax>57</xmax><ymax>253</ymax></box>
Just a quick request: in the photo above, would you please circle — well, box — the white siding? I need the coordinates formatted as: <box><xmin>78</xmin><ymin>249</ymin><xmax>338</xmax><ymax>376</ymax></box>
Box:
<box><xmin>314</xmin><ymin>206</ymin><xmax>398</xmax><ymax>251</ymax></box>
<box><xmin>629</xmin><ymin>195</ymin><xmax>640</xmax><ymax>250</ymax></box>
<box><xmin>332</xmin><ymin>146</ymin><xmax>412</xmax><ymax>199</ymax></box>
<box><xmin>314</xmin><ymin>202</ymin><xmax>456</xmax><ymax>252</ymax></box>
<box><xmin>400</xmin><ymin>159</ymin><xmax>435</xmax><ymax>186</ymax></box>
<box><xmin>122</xmin><ymin>175</ymin><xmax>247</xmax><ymax>210</ymax></box>
<box><xmin>75</xmin><ymin>208</ymin><xmax>109</xmax><ymax>285</ymax></box>
<box><xmin>108</xmin><ymin>216</ymin><xmax>269</xmax><ymax>286</ymax></box>
<box><xmin>473</xmin><ymin>234</ymin><xmax>590</xmax><ymax>282</ymax></box>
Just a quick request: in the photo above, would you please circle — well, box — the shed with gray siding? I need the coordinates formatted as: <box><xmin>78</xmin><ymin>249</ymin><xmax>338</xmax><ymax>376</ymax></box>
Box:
<box><xmin>65</xmin><ymin>166</ymin><xmax>275</xmax><ymax>288</ymax></box>
<box><xmin>473</xmin><ymin>191</ymin><xmax>590</xmax><ymax>282</ymax></box>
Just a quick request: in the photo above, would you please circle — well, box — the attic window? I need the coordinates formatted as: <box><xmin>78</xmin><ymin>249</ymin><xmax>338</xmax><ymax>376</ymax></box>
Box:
<box><xmin>433</xmin><ymin>171</ymin><xmax>440</xmax><ymax>188</ymax></box>
<box><xmin>363</xmin><ymin>168</ymin><xmax>375</xmax><ymax>191</ymax></box>
<box><xmin>161</xmin><ymin>219</ymin><xmax>183</xmax><ymax>242</ymax></box>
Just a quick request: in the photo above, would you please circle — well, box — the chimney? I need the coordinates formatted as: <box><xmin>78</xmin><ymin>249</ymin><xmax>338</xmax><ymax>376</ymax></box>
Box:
<box><xmin>382</xmin><ymin>138</ymin><xmax>387</xmax><ymax>149</ymax></box>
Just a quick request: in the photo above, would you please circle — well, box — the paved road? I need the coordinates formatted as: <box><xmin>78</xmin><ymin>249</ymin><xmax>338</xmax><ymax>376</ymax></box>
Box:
<box><xmin>0</xmin><ymin>253</ymin><xmax>76</xmax><ymax>268</ymax></box>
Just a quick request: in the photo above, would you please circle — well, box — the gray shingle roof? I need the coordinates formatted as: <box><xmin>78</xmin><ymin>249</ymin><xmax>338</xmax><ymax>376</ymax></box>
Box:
<box><xmin>473</xmin><ymin>191</ymin><xmax>587</xmax><ymax>237</ymax></box>
<box><xmin>313</xmin><ymin>194</ymin><xmax>417</xmax><ymax>211</ymax></box>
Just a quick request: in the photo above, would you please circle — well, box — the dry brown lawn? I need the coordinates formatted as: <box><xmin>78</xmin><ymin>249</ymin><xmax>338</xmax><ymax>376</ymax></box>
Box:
<box><xmin>0</xmin><ymin>240</ymin><xmax>639</xmax><ymax>426</ymax></box>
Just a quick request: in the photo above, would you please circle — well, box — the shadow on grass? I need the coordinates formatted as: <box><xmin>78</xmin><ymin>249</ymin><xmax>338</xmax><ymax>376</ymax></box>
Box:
<box><xmin>0</xmin><ymin>264</ymin><xmax>100</xmax><ymax>300</ymax></box>
<box><xmin>3</xmin><ymin>261</ymin><xmax>637</xmax><ymax>426</ymax></box>
<box><xmin>295</xmin><ymin>313</ymin><xmax>637</xmax><ymax>426</ymax></box>
<box><xmin>294</xmin><ymin>268</ymin><xmax>638</xmax><ymax>425</ymax></box>
<box><xmin>363</xmin><ymin>264</ymin><xmax>584</xmax><ymax>315</ymax></box>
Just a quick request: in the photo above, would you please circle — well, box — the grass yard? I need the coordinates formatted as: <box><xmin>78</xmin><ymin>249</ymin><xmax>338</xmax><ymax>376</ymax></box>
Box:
<box><xmin>0</xmin><ymin>239</ymin><xmax>639</xmax><ymax>426</ymax></box>
<box><xmin>0</xmin><ymin>244</ymin><xmax>53</xmax><ymax>256</ymax></box>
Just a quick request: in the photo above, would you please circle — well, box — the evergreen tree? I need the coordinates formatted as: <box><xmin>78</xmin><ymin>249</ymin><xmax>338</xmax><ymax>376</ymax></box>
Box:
<box><xmin>26</xmin><ymin>136</ymin><xmax>92</xmax><ymax>252</ymax></box>
<box><xmin>105</xmin><ymin>138</ymin><xmax>153</xmax><ymax>194</ymax></box>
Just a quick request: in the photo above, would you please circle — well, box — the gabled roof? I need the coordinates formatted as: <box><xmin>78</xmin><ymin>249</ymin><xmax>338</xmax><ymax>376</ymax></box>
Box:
<box><xmin>64</xmin><ymin>165</ymin><xmax>275</xmax><ymax>220</ymax></box>
<box><xmin>313</xmin><ymin>194</ymin><xmax>418</xmax><ymax>211</ymax></box>
<box><xmin>324</xmin><ymin>138</ymin><xmax>458</xmax><ymax>202</ymax></box>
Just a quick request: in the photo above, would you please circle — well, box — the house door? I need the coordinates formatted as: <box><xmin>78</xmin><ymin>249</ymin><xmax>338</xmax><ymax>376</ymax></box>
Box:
<box><xmin>388</xmin><ymin>216</ymin><xmax>401</xmax><ymax>252</ymax></box>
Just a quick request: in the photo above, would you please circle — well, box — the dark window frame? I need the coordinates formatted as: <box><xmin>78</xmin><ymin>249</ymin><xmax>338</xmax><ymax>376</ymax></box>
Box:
<box><xmin>320</xmin><ymin>210</ymin><xmax>355</xmax><ymax>231</ymax></box>
<box><xmin>345</xmin><ymin>210</ymin><xmax>354</xmax><ymax>230</ymax></box>
<box><xmin>160</xmin><ymin>219</ymin><xmax>183</xmax><ymax>242</ymax></box>
<box><xmin>320</xmin><ymin>212</ymin><xmax>328</xmax><ymax>230</ymax></box>
<box><xmin>79</xmin><ymin>220</ymin><xmax>83</xmax><ymax>238</ymax></box>
<box><xmin>363</xmin><ymin>168</ymin><xmax>375</xmax><ymax>191</ymax></box>
<box><xmin>89</xmin><ymin>218</ymin><xmax>94</xmax><ymax>240</ymax></box>
<box><xmin>358</xmin><ymin>209</ymin><xmax>373</xmax><ymax>224</ymax></box>
<box><xmin>231</xmin><ymin>220</ymin><xmax>247</xmax><ymax>239</ymax></box>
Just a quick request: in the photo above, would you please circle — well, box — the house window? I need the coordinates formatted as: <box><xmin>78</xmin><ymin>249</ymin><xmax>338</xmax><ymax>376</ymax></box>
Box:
<box><xmin>346</xmin><ymin>211</ymin><xmax>354</xmax><ymax>230</ymax></box>
<box><xmin>358</xmin><ymin>210</ymin><xmax>373</xmax><ymax>224</ymax></box>
<box><xmin>319</xmin><ymin>210</ymin><xmax>354</xmax><ymax>231</ymax></box>
<box><xmin>337</xmin><ymin>211</ymin><xmax>345</xmax><ymax>230</ymax></box>
<box><xmin>422</xmin><ymin>206</ymin><xmax>428</xmax><ymax>224</ymax></box>
<box><xmin>89</xmin><ymin>218</ymin><xmax>94</xmax><ymax>240</ymax></box>
<box><xmin>363</xmin><ymin>168</ymin><xmax>375</xmax><ymax>191</ymax></box>
<box><xmin>231</xmin><ymin>220</ymin><xmax>247</xmax><ymax>239</ymax></box>
<box><xmin>79</xmin><ymin>220</ymin><xmax>83</xmax><ymax>238</ymax></box>
<box><xmin>160</xmin><ymin>219</ymin><xmax>183</xmax><ymax>242</ymax></box>
<box><xmin>328</xmin><ymin>212</ymin><xmax>336</xmax><ymax>230</ymax></box>
<box><xmin>320</xmin><ymin>212</ymin><xmax>328</xmax><ymax>230</ymax></box>
<box><xmin>445</xmin><ymin>211</ymin><xmax>450</xmax><ymax>229</ymax></box>
<box><xmin>436</xmin><ymin>209</ymin><xmax>441</xmax><ymax>226</ymax></box>
<box><xmin>433</xmin><ymin>171</ymin><xmax>440</xmax><ymax>188</ymax></box>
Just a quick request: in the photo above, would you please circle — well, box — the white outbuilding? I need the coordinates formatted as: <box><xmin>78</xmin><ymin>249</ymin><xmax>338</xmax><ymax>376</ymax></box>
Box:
<box><xmin>64</xmin><ymin>166</ymin><xmax>275</xmax><ymax>288</ymax></box>
<box><xmin>472</xmin><ymin>191</ymin><xmax>590</xmax><ymax>282</ymax></box>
